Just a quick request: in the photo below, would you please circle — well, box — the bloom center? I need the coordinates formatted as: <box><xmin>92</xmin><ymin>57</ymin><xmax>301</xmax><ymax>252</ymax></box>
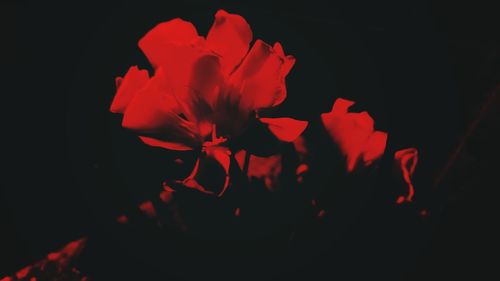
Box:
<box><xmin>202</xmin><ymin>124</ymin><xmax>227</xmax><ymax>149</ymax></box>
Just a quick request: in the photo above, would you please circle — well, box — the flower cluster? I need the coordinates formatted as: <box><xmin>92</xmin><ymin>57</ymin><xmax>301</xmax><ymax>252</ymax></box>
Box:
<box><xmin>110</xmin><ymin>10</ymin><xmax>416</xmax><ymax>200</ymax></box>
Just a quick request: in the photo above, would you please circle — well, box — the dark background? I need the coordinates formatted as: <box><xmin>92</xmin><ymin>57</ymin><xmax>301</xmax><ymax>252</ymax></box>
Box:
<box><xmin>8</xmin><ymin>0</ymin><xmax>499</xmax><ymax>280</ymax></box>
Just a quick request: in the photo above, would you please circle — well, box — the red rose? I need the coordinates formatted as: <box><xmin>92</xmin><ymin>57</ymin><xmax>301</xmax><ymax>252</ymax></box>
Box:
<box><xmin>110</xmin><ymin>10</ymin><xmax>307</xmax><ymax>195</ymax></box>
<box><xmin>321</xmin><ymin>98</ymin><xmax>388</xmax><ymax>172</ymax></box>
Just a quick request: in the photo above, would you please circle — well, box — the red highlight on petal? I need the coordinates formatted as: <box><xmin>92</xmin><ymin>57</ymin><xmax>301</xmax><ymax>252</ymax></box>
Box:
<box><xmin>110</xmin><ymin>66</ymin><xmax>150</xmax><ymax>113</ymax></box>
<box><xmin>207</xmin><ymin>10</ymin><xmax>253</xmax><ymax>75</ymax></box>
<box><xmin>16</xmin><ymin>266</ymin><xmax>31</xmax><ymax>279</ymax></box>
<box><xmin>47</xmin><ymin>251</ymin><xmax>61</xmax><ymax>261</ymax></box>
<box><xmin>296</xmin><ymin>163</ymin><xmax>309</xmax><ymax>176</ymax></box>
<box><xmin>259</xmin><ymin>117</ymin><xmax>308</xmax><ymax>143</ymax></box>
<box><xmin>296</xmin><ymin>163</ymin><xmax>309</xmax><ymax>183</ymax></box>
<box><xmin>160</xmin><ymin>190</ymin><xmax>174</xmax><ymax>203</ymax></box>
<box><xmin>116</xmin><ymin>215</ymin><xmax>129</xmax><ymax>224</ymax></box>
<box><xmin>139</xmin><ymin>201</ymin><xmax>157</xmax><ymax>218</ymax></box>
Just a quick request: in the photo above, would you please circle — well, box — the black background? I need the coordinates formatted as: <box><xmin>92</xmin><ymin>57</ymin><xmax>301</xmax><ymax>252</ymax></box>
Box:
<box><xmin>8</xmin><ymin>0</ymin><xmax>500</xmax><ymax>280</ymax></box>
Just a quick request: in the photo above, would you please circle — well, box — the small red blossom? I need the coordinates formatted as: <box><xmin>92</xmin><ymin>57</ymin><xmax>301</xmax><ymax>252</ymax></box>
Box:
<box><xmin>321</xmin><ymin>98</ymin><xmax>388</xmax><ymax>172</ymax></box>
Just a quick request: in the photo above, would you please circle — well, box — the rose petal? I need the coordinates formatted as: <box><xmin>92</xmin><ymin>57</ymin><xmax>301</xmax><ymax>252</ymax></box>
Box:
<box><xmin>321</xmin><ymin>98</ymin><xmax>387</xmax><ymax>172</ymax></box>
<box><xmin>122</xmin><ymin>68</ymin><xmax>200</xmax><ymax>149</ymax></box>
<box><xmin>59</xmin><ymin>238</ymin><xmax>87</xmax><ymax>261</ymax></box>
<box><xmin>139</xmin><ymin>18</ymin><xmax>217</xmax><ymax>118</ymax></box>
<box><xmin>110</xmin><ymin>66</ymin><xmax>149</xmax><ymax>113</ymax></box>
<box><xmin>207</xmin><ymin>10</ymin><xmax>252</xmax><ymax>76</ymax></box>
<box><xmin>228</xmin><ymin>39</ymin><xmax>295</xmax><ymax>111</ymax></box>
<box><xmin>259</xmin><ymin>117</ymin><xmax>308</xmax><ymax>142</ymax></box>
<box><xmin>138</xmin><ymin>18</ymin><xmax>199</xmax><ymax>68</ymax></box>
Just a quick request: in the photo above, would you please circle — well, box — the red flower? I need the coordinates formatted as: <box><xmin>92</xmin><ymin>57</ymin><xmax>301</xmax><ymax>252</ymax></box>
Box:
<box><xmin>321</xmin><ymin>98</ymin><xmax>388</xmax><ymax>172</ymax></box>
<box><xmin>110</xmin><ymin>10</ymin><xmax>307</xmax><ymax>195</ymax></box>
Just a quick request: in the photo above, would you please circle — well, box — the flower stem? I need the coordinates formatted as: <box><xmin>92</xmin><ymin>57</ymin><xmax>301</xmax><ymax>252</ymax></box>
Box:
<box><xmin>243</xmin><ymin>150</ymin><xmax>251</xmax><ymax>176</ymax></box>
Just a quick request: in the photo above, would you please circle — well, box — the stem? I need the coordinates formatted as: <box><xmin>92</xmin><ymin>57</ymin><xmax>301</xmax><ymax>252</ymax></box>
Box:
<box><xmin>242</xmin><ymin>150</ymin><xmax>251</xmax><ymax>176</ymax></box>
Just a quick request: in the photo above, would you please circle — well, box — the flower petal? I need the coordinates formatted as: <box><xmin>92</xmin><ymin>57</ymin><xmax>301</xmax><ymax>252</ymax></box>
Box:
<box><xmin>228</xmin><ymin>39</ymin><xmax>296</xmax><ymax>111</ymax></box>
<box><xmin>321</xmin><ymin>98</ymin><xmax>387</xmax><ymax>172</ymax></box>
<box><xmin>259</xmin><ymin>117</ymin><xmax>308</xmax><ymax>142</ymax></box>
<box><xmin>182</xmin><ymin>145</ymin><xmax>231</xmax><ymax>196</ymax></box>
<box><xmin>122</xmin><ymin>68</ymin><xmax>200</xmax><ymax>149</ymax></box>
<box><xmin>138</xmin><ymin>18</ymin><xmax>199</xmax><ymax>68</ymax></box>
<box><xmin>293</xmin><ymin>136</ymin><xmax>308</xmax><ymax>161</ymax></box>
<box><xmin>139</xmin><ymin>201</ymin><xmax>157</xmax><ymax>218</ymax></box>
<box><xmin>394</xmin><ymin>148</ymin><xmax>419</xmax><ymax>203</ymax></box>
<box><xmin>176</xmin><ymin>55</ymin><xmax>223</xmax><ymax>125</ymax></box>
<box><xmin>273</xmin><ymin>42</ymin><xmax>295</xmax><ymax>77</ymax></box>
<box><xmin>207</xmin><ymin>9</ymin><xmax>253</xmax><ymax>76</ymax></box>
<box><xmin>138</xmin><ymin>136</ymin><xmax>194</xmax><ymax>151</ymax></box>
<box><xmin>235</xmin><ymin>150</ymin><xmax>282</xmax><ymax>191</ymax></box>
<box><xmin>362</xmin><ymin>131</ymin><xmax>388</xmax><ymax>164</ymax></box>
<box><xmin>139</xmin><ymin>19</ymin><xmax>216</xmax><ymax>110</ymax></box>
<box><xmin>110</xmin><ymin>66</ymin><xmax>149</xmax><ymax>113</ymax></box>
